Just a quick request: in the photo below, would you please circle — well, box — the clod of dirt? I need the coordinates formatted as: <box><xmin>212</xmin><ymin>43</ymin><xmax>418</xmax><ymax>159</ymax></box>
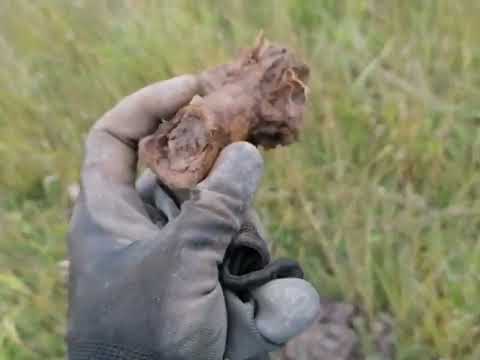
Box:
<box><xmin>139</xmin><ymin>35</ymin><xmax>310</xmax><ymax>189</ymax></box>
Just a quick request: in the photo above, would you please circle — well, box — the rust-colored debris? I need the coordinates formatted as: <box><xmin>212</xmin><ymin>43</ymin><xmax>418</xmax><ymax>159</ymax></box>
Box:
<box><xmin>139</xmin><ymin>35</ymin><xmax>310</xmax><ymax>189</ymax></box>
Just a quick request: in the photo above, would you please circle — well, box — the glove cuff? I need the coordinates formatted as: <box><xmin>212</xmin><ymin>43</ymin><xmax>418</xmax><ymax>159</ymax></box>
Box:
<box><xmin>68</xmin><ymin>340</ymin><xmax>162</xmax><ymax>360</ymax></box>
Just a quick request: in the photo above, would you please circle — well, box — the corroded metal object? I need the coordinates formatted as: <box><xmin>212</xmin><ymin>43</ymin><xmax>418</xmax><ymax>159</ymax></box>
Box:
<box><xmin>139</xmin><ymin>35</ymin><xmax>309</xmax><ymax>189</ymax></box>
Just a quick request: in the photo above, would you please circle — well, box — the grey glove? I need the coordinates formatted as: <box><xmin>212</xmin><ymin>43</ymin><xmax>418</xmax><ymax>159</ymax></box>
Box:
<box><xmin>136</xmin><ymin>170</ymin><xmax>305</xmax><ymax>294</ymax></box>
<box><xmin>224</xmin><ymin>278</ymin><xmax>319</xmax><ymax>360</ymax></box>
<box><xmin>136</xmin><ymin>170</ymin><xmax>319</xmax><ymax>360</ymax></box>
<box><xmin>68</xmin><ymin>75</ymin><xmax>320</xmax><ymax>360</ymax></box>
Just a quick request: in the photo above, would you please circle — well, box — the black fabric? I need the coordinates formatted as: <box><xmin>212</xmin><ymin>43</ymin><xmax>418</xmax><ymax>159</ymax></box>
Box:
<box><xmin>225</xmin><ymin>221</ymin><xmax>271</xmax><ymax>274</ymax></box>
<box><xmin>221</xmin><ymin>222</ymin><xmax>304</xmax><ymax>292</ymax></box>
<box><xmin>222</xmin><ymin>257</ymin><xmax>304</xmax><ymax>292</ymax></box>
<box><xmin>69</xmin><ymin>340</ymin><xmax>161</xmax><ymax>360</ymax></box>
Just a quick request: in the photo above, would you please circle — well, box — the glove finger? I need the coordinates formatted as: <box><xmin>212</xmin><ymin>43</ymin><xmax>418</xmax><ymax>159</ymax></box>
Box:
<box><xmin>251</xmin><ymin>278</ymin><xmax>320</xmax><ymax>345</ymax></box>
<box><xmin>196</xmin><ymin>142</ymin><xmax>263</xmax><ymax>206</ymax></box>
<box><xmin>167</xmin><ymin>141</ymin><xmax>263</xmax><ymax>258</ymax></box>
<box><xmin>71</xmin><ymin>76</ymin><xmax>199</xmax><ymax>254</ymax></box>
<box><xmin>224</xmin><ymin>290</ymin><xmax>279</xmax><ymax>360</ymax></box>
<box><xmin>85</xmin><ymin>75</ymin><xmax>198</xmax><ymax>187</ymax></box>
<box><xmin>137</xmin><ymin>142</ymin><xmax>263</xmax><ymax>297</ymax></box>
<box><xmin>94</xmin><ymin>75</ymin><xmax>199</xmax><ymax>154</ymax></box>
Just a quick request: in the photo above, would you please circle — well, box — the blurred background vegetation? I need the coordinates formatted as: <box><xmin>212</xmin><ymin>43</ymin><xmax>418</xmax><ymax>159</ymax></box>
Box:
<box><xmin>1</xmin><ymin>0</ymin><xmax>480</xmax><ymax>358</ymax></box>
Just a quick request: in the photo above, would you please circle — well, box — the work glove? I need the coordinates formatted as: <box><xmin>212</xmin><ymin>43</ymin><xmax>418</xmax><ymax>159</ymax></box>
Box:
<box><xmin>135</xmin><ymin>170</ymin><xmax>304</xmax><ymax>294</ymax></box>
<box><xmin>68</xmin><ymin>75</ymin><xmax>320</xmax><ymax>360</ymax></box>
<box><xmin>135</xmin><ymin>170</ymin><xmax>316</xmax><ymax>360</ymax></box>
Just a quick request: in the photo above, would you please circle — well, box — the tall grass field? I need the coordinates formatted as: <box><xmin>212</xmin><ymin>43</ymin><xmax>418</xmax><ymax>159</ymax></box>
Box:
<box><xmin>1</xmin><ymin>1</ymin><xmax>480</xmax><ymax>359</ymax></box>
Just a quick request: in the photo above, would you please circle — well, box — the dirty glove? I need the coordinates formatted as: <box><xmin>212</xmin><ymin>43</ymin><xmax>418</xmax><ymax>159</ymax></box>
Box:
<box><xmin>68</xmin><ymin>75</ymin><xmax>319</xmax><ymax>360</ymax></box>
<box><xmin>136</xmin><ymin>170</ymin><xmax>304</xmax><ymax>294</ymax></box>
<box><xmin>136</xmin><ymin>171</ymin><xmax>319</xmax><ymax>360</ymax></box>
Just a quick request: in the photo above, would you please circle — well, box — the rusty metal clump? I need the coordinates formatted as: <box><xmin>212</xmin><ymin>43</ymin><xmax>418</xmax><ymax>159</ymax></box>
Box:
<box><xmin>139</xmin><ymin>35</ymin><xmax>310</xmax><ymax>189</ymax></box>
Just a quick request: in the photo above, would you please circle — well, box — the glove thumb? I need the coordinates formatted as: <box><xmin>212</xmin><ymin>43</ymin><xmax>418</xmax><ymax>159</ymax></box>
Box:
<box><xmin>224</xmin><ymin>278</ymin><xmax>320</xmax><ymax>360</ymax></box>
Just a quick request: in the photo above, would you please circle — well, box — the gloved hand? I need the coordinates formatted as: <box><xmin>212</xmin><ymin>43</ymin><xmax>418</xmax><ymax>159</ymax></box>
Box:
<box><xmin>68</xmin><ymin>75</ymin><xmax>320</xmax><ymax>360</ymax></box>
<box><xmin>135</xmin><ymin>169</ymin><xmax>304</xmax><ymax>295</ymax></box>
<box><xmin>135</xmin><ymin>170</ymin><xmax>317</xmax><ymax>360</ymax></box>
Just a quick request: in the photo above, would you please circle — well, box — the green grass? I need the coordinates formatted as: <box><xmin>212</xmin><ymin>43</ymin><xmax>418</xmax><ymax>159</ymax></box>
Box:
<box><xmin>1</xmin><ymin>0</ymin><xmax>480</xmax><ymax>358</ymax></box>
